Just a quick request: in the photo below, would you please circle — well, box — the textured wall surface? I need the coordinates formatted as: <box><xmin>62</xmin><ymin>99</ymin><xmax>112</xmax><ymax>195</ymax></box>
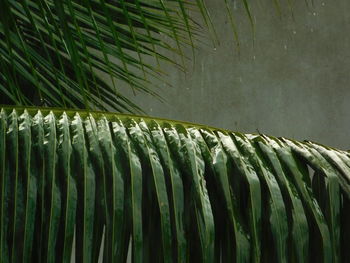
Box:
<box><xmin>127</xmin><ymin>0</ymin><xmax>350</xmax><ymax>150</ymax></box>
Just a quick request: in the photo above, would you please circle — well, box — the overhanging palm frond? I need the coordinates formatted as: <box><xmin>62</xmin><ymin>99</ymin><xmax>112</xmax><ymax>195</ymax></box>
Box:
<box><xmin>0</xmin><ymin>0</ymin><xmax>204</xmax><ymax>113</ymax></box>
<box><xmin>0</xmin><ymin>106</ymin><xmax>349</xmax><ymax>262</ymax></box>
<box><xmin>0</xmin><ymin>0</ymin><xmax>298</xmax><ymax>113</ymax></box>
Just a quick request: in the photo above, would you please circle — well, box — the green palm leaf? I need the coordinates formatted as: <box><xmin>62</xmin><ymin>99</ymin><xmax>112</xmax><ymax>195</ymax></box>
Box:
<box><xmin>1</xmin><ymin>0</ymin><xmax>284</xmax><ymax>113</ymax></box>
<box><xmin>0</xmin><ymin>0</ymin><xmax>206</xmax><ymax>112</ymax></box>
<box><xmin>0</xmin><ymin>105</ymin><xmax>349</xmax><ymax>262</ymax></box>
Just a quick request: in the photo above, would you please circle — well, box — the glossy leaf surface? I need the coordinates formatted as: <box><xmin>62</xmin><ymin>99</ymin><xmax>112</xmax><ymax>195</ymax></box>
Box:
<box><xmin>0</xmin><ymin>106</ymin><xmax>349</xmax><ymax>262</ymax></box>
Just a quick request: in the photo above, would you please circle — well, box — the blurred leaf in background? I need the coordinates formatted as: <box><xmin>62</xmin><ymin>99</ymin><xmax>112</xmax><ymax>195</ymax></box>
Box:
<box><xmin>0</xmin><ymin>0</ymin><xmax>212</xmax><ymax>112</ymax></box>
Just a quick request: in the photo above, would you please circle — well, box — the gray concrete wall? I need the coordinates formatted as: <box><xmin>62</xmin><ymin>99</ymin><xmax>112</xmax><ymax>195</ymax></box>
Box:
<box><xmin>130</xmin><ymin>0</ymin><xmax>350</xmax><ymax>150</ymax></box>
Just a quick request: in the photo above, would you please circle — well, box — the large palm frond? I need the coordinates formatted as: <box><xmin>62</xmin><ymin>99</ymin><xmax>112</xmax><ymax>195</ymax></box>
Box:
<box><xmin>0</xmin><ymin>0</ymin><xmax>211</xmax><ymax>112</ymax></box>
<box><xmin>0</xmin><ymin>106</ymin><xmax>349</xmax><ymax>262</ymax></box>
<box><xmin>0</xmin><ymin>0</ymin><xmax>302</xmax><ymax>113</ymax></box>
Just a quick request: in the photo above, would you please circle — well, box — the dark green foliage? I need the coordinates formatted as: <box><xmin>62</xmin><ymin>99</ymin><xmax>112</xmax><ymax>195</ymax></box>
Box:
<box><xmin>0</xmin><ymin>0</ymin><xmax>203</xmax><ymax>112</ymax></box>
<box><xmin>0</xmin><ymin>106</ymin><xmax>349</xmax><ymax>262</ymax></box>
<box><xmin>0</xmin><ymin>0</ymin><xmax>279</xmax><ymax>113</ymax></box>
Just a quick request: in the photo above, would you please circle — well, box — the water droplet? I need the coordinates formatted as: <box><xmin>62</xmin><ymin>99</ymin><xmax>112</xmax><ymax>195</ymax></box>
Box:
<box><xmin>213</xmin><ymin>47</ymin><xmax>217</xmax><ymax>51</ymax></box>
<box><xmin>150</xmin><ymin>108</ymin><xmax>153</xmax><ymax>112</ymax></box>
<box><xmin>253</xmin><ymin>55</ymin><xmax>256</xmax><ymax>60</ymax></box>
<box><xmin>322</xmin><ymin>2</ymin><xmax>325</xmax><ymax>6</ymax></box>
<box><xmin>293</xmin><ymin>30</ymin><xmax>297</xmax><ymax>34</ymax></box>
<box><xmin>284</xmin><ymin>44</ymin><xmax>288</xmax><ymax>50</ymax></box>
<box><xmin>313</xmin><ymin>12</ymin><xmax>317</xmax><ymax>16</ymax></box>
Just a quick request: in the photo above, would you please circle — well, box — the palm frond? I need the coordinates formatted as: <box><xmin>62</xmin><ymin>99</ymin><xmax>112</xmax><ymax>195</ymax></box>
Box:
<box><xmin>0</xmin><ymin>0</ymin><xmax>202</xmax><ymax>112</ymax></box>
<box><xmin>0</xmin><ymin>0</ymin><xmax>300</xmax><ymax>113</ymax></box>
<box><xmin>0</xmin><ymin>106</ymin><xmax>349</xmax><ymax>262</ymax></box>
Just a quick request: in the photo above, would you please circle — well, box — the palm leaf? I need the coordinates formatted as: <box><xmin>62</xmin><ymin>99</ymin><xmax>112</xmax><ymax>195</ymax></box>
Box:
<box><xmin>0</xmin><ymin>0</ymin><xmax>288</xmax><ymax>113</ymax></box>
<box><xmin>0</xmin><ymin>105</ymin><xmax>349</xmax><ymax>262</ymax></box>
<box><xmin>0</xmin><ymin>0</ymin><xmax>204</xmax><ymax>112</ymax></box>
